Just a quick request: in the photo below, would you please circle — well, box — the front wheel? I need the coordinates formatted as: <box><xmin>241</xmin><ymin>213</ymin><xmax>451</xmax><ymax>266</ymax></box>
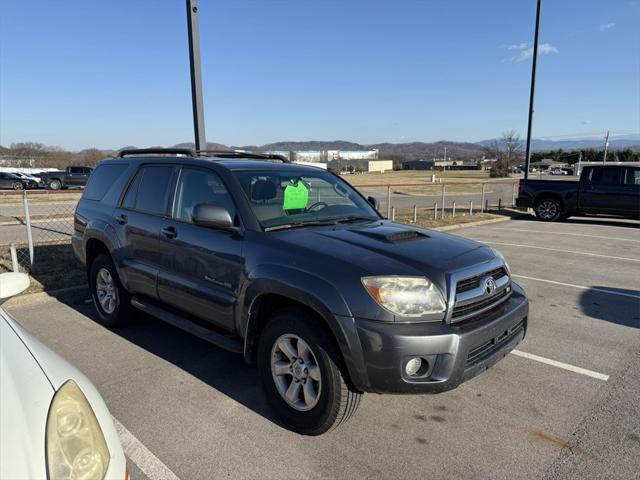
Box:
<box><xmin>48</xmin><ymin>179</ymin><xmax>62</xmax><ymax>190</ymax></box>
<box><xmin>89</xmin><ymin>253</ymin><xmax>131</xmax><ymax>327</ymax></box>
<box><xmin>12</xmin><ymin>182</ymin><xmax>24</xmax><ymax>190</ymax></box>
<box><xmin>257</xmin><ymin>309</ymin><xmax>362</xmax><ymax>435</ymax></box>
<box><xmin>534</xmin><ymin>198</ymin><xmax>562</xmax><ymax>222</ymax></box>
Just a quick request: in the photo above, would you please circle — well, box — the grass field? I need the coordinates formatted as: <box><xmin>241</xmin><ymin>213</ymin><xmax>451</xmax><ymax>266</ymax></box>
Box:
<box><xmin>0</xmin><ymin>191</ymin><xmax>82</xmax><ymax>205</ymax></box>
<box><xmin>344</xmin><ymin>170</ymin><xmax>517</xmax><ymax>187</ymax></box>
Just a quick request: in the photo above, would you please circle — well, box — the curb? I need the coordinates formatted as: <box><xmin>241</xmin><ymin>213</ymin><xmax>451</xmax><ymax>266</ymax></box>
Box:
<box><xmin>433</xmin><ymin>215</ymin><xmax>514</xmax><ymax>232</ymax></box>
<box><xmin>6</xmin><ymin>285</ymin><xmax>89</xmax><ymax>308</ymax></box>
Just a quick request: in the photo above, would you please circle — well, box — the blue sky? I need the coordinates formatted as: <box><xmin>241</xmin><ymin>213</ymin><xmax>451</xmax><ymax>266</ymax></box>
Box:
<box><xmin>1</xmin><ymin>0</ymin><xmax>638</xmax><ymax>150</ymax></box>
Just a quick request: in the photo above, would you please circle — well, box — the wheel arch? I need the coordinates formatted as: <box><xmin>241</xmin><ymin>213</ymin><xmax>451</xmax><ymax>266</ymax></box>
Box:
<box><xmin>533</xmin><ymin>192</ymin><xmax>565</xmax><ymax>211</ymax></box>
<box><xmin>241</xmin><ymin>276</ymin><xmax>367</xmax><ymax>392</ymax></box>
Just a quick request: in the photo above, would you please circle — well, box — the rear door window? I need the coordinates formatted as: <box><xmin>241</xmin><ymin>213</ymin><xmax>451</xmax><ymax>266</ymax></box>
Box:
<box><xmin>122</xmin><ymin>165</ymin><xmax>175</xmax><ymax>215</ymax></box>
<box><xmin>589</xmin><ymin>167</ymin><xmax>621</xmax><ymax>185</ymax></box>
<box><xmin>624</xmin><ymin>168</ymin><xmax>640</xmax><ymax>186</ymax></box>
<box><xmin>84</xmin><ymin>164</ymin><xmax>128</xmax><ymax>201</ymax></box>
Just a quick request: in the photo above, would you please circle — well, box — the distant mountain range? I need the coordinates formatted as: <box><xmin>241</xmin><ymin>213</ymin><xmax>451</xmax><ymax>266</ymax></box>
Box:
<box><xmin>171</xmin><ymin>135</ymin><xmax>639</xmax><ymax>160</ymax></box>
<box><xmin>476</xmin><ymin>134</ymin><xmax>640</xmax><ymax>152</ymax></box>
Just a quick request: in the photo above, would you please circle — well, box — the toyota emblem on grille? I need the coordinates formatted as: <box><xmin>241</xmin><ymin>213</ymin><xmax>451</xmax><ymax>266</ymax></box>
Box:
<box><xmin>483</xmin><ymin>276</ymin><xmax>497</xmax><ymax>296</ymax></box>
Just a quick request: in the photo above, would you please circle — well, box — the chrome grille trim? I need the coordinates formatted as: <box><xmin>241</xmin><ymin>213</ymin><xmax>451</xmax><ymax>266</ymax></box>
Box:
<box><xmin>444</xmin><ymin>258</ymin><xmax>511</xmax><ymax>324</ymax></box>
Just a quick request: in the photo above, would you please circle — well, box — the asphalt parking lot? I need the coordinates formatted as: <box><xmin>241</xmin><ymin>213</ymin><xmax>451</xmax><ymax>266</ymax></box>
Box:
<box><xmin>6</xmin><ymin>215</ymin><xmax>640</xmax><ymax>480</ymax></box>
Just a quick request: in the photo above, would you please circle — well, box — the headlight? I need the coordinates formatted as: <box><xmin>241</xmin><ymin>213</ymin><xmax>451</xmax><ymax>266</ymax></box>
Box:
<box><xmin>361</xmin><ymin>276</ymin><xmax>446</xmax><ymax>317</ymax></box>
<box><xmin>46</xmin><ymin>380</ymin><xmax>110</xmax><ymax>480</ymax></box>
<box><xmin>491</xmin><ymin>248</ymin><xmax>511</xmax><ymax>274</ymax></box>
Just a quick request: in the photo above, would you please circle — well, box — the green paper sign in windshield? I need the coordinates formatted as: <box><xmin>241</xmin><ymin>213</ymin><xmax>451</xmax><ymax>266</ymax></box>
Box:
<box><xmin>283</xmin><ymin>181</ymin><xmax>309</xmax><ymax>210</ymax></box>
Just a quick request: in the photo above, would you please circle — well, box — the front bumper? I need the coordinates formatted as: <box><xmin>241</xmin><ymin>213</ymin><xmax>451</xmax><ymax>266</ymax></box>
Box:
<box><xmin>345</xmin><ymin>282</ymin><xmax>528</xmax><ymax>394</ymax></box>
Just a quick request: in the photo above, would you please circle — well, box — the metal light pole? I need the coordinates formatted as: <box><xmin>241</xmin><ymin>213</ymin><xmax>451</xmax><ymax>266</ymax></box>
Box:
<box><xmin>524</xmin><ymin>0</ymin><xmax>542</xmax><ymax>180</ymax></box>
<box><xmin>186</xmin><ymin>0</ymin><xmax>206</xmax><ymax>151</ymax></box>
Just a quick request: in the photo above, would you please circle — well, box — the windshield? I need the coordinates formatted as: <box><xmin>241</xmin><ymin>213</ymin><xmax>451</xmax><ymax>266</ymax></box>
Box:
<box><xmin>233</xmin><ymin>169</ymin><xmax>380</xmax><ymax>229</ymax></box>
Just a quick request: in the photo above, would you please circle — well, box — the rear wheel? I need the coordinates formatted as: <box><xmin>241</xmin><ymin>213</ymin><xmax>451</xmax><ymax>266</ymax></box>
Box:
<box><xmin>48</xmin><ymin>179</ymin><xmax>62</xmax><ymax>190</ymax></box>
<box><xmin>257</xmin><ymin>308</ymin><xmax>362</xmax><ymax>435</ymax></box>
<box><xmin>534</xmin><ymin>198</ymin><xmax>562</xmax><ymax>222</ymax></box>
<box><xmin>89</xmin><ymin>253</ymin><xmax>131</xmax><ymax>327</ymax></box>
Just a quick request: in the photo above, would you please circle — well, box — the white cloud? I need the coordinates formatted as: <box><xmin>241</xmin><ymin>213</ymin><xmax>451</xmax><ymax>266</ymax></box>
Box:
<box><xmin>507</xmin><ymin>43</ymin><xmax>559</xmax><ymax>63</ymax></box>
<box><xmin>507</xmin><ymin>43</ymin><xmax>529</xmax><ymax>50</ymax></box>
<box><xmin>582</xmin><ymin>120</ymin><xmax>592</xmax><ymax>125</ymax></box>
<box><xmin>599</xmin><ymin>22</ymin><xmax>616</xmax><ymax>31</ymax></box>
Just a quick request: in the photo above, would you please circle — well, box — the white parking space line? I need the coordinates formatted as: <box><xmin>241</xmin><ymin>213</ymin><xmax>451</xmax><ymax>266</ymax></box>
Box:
<box><xmin>477</xmin><ymin>240</ymin><xmax>640</xmax><ymax>263</ymax></box>
<box><xmin>511</xmin><ymin>350</ymin><xmax>610</xmax><ymax>381</ymax></box>
<box><xmin>512</xmin><ymin>274</ymin><xmax>640</xmax><ymax>300</ymax></box>
<box><xmin>113</xmin><ymin>417</ymin><xmax>181</xmax><ymax>480</ymax></box>
<box><xmin>488</xmin><ymin>227</ymin><xmax>640</xmax><ymax>243</ymax></box>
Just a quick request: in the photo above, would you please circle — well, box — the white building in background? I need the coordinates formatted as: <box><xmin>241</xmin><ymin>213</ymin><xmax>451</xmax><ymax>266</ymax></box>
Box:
<box><xmin>265</xmin><ymin>149</ymin><xmax>379</xmax><ymax>164</ymax></box>
<box><xmin>326</xmin><ymin>149</ymin><xmax>379</xmax><ymax>161</ymax></box>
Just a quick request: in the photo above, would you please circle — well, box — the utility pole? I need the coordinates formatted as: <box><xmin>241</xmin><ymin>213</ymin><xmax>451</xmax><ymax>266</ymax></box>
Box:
<box><xmin>524</xmin><ymin>0</ymin><xmax>542</xmax><ymax>180</ymax></box>
<box><xmin>186</xmin><ymin>0</ymin><xmax>206</xmax><ymax>151</ymax></box>
<box><xmin>444</xmin><ymin>146</ymin><xmax>447</xmax><ymax>163</ymax></box>
<box><xmin>602</xmin><ymin>130</ymin><xmax>610</xmax><ymax>165</ymax></box>
<box><xmin>577</xmin><ymin>151</ymin><xmax>582</xmax><ymax>176</ymax></box>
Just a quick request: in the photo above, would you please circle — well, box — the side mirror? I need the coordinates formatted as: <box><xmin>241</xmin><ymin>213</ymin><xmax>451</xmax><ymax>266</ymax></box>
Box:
<box><xmin>0</xmin><ymin>272</ymin><xmax>30</xmax><ymax>302</ymax></box>
<box><xmin>192</xmin><ymin>203</ymin><xmax>237</xmax><ymax>231</ymax></box>
<box><xmin>367</xmin><ymin>196</ymin><xmax>380</xmax><ymax>210</ymax></box>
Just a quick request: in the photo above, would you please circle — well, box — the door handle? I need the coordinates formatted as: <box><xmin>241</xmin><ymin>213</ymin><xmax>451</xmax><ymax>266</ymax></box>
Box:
<box><xmin>115</xmin><ymin>214</ymin><xmax>128</xmax><ymax>225</ymax></box>
<box><xmin>161</xmin><ymin>226</ymin><xmax>177</xmax><ymax>239</ymax></box>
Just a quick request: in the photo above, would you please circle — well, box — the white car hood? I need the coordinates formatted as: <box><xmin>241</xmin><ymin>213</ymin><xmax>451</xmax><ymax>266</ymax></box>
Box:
<box><xmin>0</xmin><ymin>315</ymin><xmax>52</xmax><ymax>480</ymax></box>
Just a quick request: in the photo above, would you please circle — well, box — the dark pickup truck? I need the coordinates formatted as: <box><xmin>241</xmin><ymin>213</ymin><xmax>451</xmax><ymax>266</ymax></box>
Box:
<box><xmin>40</xmin><ymin>166</ymin><xmax>94</xmax><ymax>190</ymax></box>
<box><xmin>516</xmin><ymin>164</ymin><xmax>640</xmax><ymax>221</ymax></box>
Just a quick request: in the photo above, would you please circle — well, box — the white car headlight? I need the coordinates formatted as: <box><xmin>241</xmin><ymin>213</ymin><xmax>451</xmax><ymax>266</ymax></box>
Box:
<box><xmin>46</xmin><ymin>380</ymin><xmax>110</xmax><ymax>480</ymax></box>
<box><xmin>361</xmin><ymin>276</ymin><xmax>446</xmax><ymax>317</ymax></box>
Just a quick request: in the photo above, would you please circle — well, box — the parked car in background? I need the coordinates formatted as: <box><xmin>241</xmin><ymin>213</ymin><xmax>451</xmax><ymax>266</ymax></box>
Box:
<box><xmin>0</xmin><ymin>272</ymin><xmax>128</xmax><ymax>480</ymax></box>
<box><xmin>517</xmin><ymin>163</ymin><xmax>640</xmax><ymax>221</ymax></box>
<box><xmin>548</xmin><ymin>168</ymin><xmax>567</xmax><ymax>175</ymax></box>
<box><xmin>40</xmin><ymin>166</ymin><xmax>94</xmax><ymax>190</ymax></box>
<box><xmin>13</xmin><ymin>171</ymin><xmax>44</xmax><ymax>188</ymax></box>
<box><xmin>0</xmin><ymin>171</ymin><xmax>39</xmax><ymax>190</ymax></box>
<box><xmin>73</xmin><ymin>148</ymin><xmax>529</xmax><ymax>435</ymax></box>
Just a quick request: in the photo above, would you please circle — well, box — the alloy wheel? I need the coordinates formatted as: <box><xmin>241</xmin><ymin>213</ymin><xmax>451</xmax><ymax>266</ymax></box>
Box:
<box><xmin>271</xmin><ymin>334</ymin><xmax>322</xmax><ymax>411</ymax></box>
<box><xmin>537</xmin><ymin>200</ymin><xmax>558</xmax><ymax>220</ymax></box>
<box><xmin>95</xmin><ymin>267</ymin><xmax>117</xmax><ymax>314</ymax></box>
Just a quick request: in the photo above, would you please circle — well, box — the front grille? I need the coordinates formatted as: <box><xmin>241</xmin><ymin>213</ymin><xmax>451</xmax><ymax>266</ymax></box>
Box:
<box><xmin>455</xmin><ymin>267</ymin><xmax>507</xmax><ymax>293</ymax></box>
<box><xmin>452</xmin><ymin>288</ymin><xmax>510</xmax><ymax>319</ymax></box>
<box><xmin>465</xmin><ymin>320</ymin><xmax>525</xmax><ymax>367</ymax></box>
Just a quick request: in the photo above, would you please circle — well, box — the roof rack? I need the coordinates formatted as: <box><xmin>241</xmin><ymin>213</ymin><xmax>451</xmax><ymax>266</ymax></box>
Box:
<box><xmin>117</xmin><ymin>148</ymin><xmax>196</xmax><ymax>158</ymax></box>
<box><xmin>197</xmin><ymin>150</ymin><xmax>290</xmax><ymax>163</ymax></box>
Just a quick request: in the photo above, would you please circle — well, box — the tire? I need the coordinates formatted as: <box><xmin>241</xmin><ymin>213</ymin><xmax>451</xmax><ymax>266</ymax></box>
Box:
<box><xmin>534</xmin><ymin>197</ymin><xmax>562</xmax><ymax>222</ymax></box>
<box><xmin>12</xmin><ymin>182</ymin><xmax>24</xmax><ymax>190</ymax></box>
<box><xmin>48</xmin><ymin>179</ymin><xmax>62</xmax><ymax>190</ymax></box>
<box><xmin>89</xmin><ymin>253</ymin><xmax>132</xmax><ymax>327</ymax></box>
<box><xmin>257</xmin><ymin>308</ymin><xmax>362</xmax><ymax>435</ymax></box>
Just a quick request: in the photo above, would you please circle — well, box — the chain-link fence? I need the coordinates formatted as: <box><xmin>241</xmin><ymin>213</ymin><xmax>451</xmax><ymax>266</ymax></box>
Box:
<box><xmin>354</xmin><ymin>180</ymin><xmax>520</xmax><ymax>220</ymax></box>
<box><xmin>0</xmin><ymin>179</ymin><xmax>520</xmax><ymax>276</ymax></box>
<box><xmin>0</xmin><ymin>190</ymin><xmax>81</xmax><ymax>274</ymax></box>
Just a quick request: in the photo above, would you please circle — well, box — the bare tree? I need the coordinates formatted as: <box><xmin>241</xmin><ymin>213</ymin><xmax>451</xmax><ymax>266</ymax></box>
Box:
<box><xmin>486</xmin><ymin>130</ymin><xmax>523</xmax><ymax>178</ymax></box>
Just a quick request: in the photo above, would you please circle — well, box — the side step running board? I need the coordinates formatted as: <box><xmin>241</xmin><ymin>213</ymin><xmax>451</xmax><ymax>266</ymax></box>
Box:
<box><xmin>130</xmin><ymin>297</ymin><xmax>243</xmax><ymax>354</ymax></box>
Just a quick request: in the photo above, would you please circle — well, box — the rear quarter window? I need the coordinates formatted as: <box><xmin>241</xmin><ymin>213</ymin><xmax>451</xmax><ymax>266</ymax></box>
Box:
<box><xmin>83</xmin><ymin>164</ymin><xmax>128</xmax><ymax>201</ymax></box>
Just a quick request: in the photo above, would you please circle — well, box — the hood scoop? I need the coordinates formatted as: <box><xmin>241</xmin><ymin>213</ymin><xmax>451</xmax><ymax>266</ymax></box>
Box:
<box><xmin>351</xmin><ymin>226</ymin><xmax>429</xmax><ymax>244</ymax></box>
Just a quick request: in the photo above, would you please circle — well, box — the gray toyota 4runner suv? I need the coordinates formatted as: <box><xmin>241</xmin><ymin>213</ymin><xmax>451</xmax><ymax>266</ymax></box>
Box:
<box><xmin>73</xmin><ymin>148</ymin><xmax>528</xmax><ymax>435</ymax></box>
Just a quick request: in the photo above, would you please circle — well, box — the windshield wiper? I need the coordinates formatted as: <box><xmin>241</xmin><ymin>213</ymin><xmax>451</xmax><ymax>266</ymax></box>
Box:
<box><xmin>335</xmin><ymin>216</ymin><xmax>379</xmax><ymax>224</ymax></box>
<box><xmin>264</xmin><ymin>220</ymin><xmax>338</xmax><ymax>232</ymax></box>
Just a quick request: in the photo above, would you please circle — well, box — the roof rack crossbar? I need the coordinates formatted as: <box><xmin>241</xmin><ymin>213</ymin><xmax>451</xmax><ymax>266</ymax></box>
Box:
<box><xmin>197</xmin><ymin>150</ymin><xmax>291</xmax><ymax>163</ymax></box>
<box><xmin>117</xmin><ymin>148</ymin><xmax>196</xmax><ymax>158</ymax></box>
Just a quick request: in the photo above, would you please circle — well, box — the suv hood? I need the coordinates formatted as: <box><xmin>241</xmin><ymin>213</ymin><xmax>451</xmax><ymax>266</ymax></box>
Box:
<box><xmin>274</xmin><ymin>221</ymin><xmax>496</xmax><ymax>278</ymax></box>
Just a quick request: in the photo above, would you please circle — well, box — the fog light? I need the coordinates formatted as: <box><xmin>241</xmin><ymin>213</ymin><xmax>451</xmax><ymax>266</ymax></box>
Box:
<box><xmin>405</xmin><ymin>357</ymin><xmax>423</xmax><ymax>377</ymax></box>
